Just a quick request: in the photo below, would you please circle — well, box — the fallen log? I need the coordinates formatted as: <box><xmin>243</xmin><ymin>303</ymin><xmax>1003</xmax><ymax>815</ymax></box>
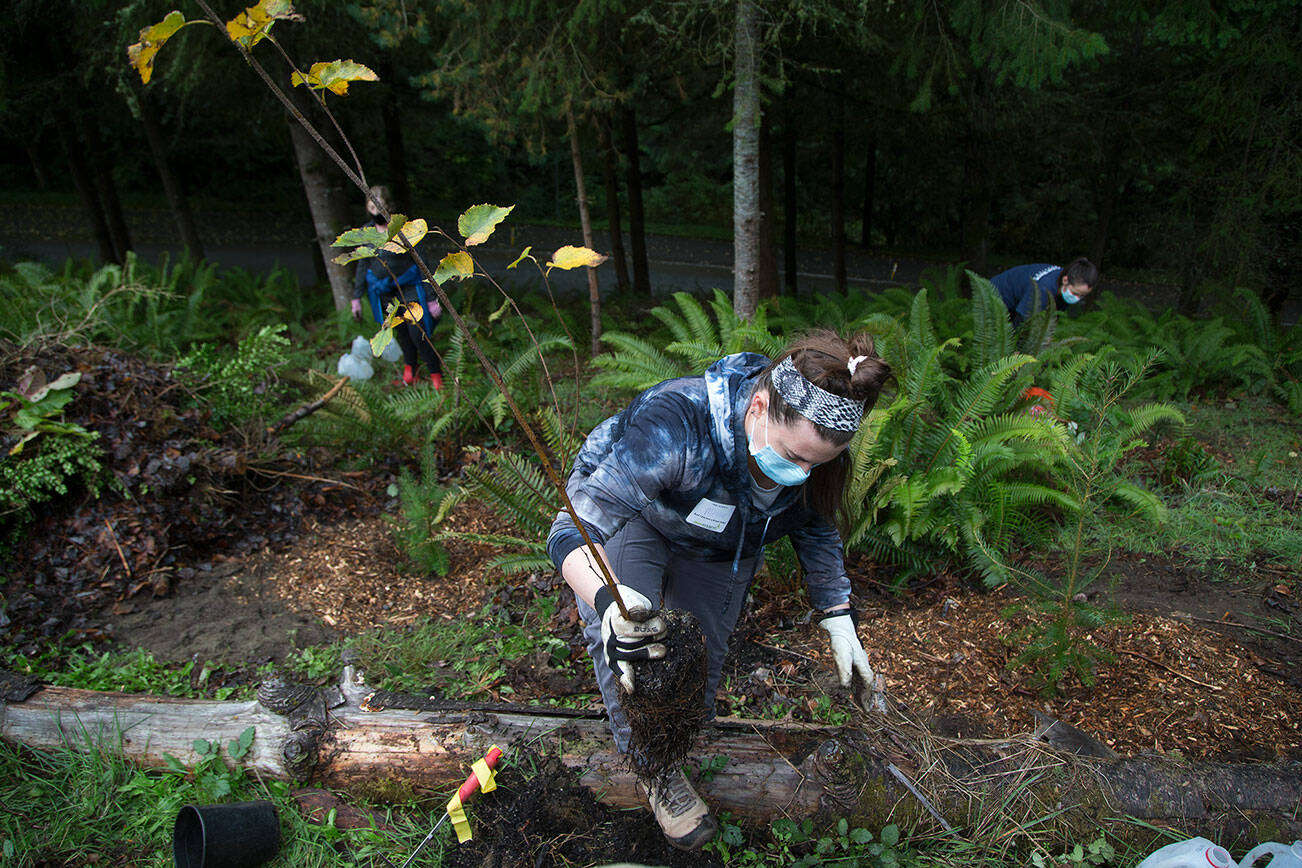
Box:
<box><xmin>2</xmin><ymin>668</ymin><xmax>1298</xmax><ymax>850</ymax></box>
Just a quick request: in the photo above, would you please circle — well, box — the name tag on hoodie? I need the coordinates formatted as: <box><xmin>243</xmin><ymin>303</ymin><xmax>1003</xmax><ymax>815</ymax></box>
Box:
<box><xmin>685</xmin><ymin>498</ymin><xmax>735</xmax><ymax>533</ymax></box>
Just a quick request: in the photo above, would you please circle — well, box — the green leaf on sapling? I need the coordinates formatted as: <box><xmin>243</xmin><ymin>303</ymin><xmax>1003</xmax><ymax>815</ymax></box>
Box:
<box><xmin>332</xmin><ymin>247</ymin><xmax>378</xmax><ymax>265</ymax></box>
<box><xmin>369</xmin><ymin>327</ymin><xmax>394</xmax><ymax>359</ymax></box>
<box><xmin>333</xmin><ymin>225</ymin><xmax>389</xmax><ymax>249</ymax></box>
<box><xmin>458</xmin><ymin>204</ymin><xmax>514</xmax><ymax>246</ymax></box>
<box><xmin>508</xmin><ymin>247</ymin><xmax>532</xmax><ymax>269</ymax></box>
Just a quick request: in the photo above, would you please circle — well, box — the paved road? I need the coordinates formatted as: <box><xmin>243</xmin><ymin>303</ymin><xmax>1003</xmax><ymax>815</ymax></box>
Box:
<box><xmin>1</xmin><ymin>219</ymin><xmax>952</xmax><ymax>300</ymax></box>
<box><xmin>5</xmin><ymin>203</ymin><xmax>1296</xmax><ymax>324</ymax></box>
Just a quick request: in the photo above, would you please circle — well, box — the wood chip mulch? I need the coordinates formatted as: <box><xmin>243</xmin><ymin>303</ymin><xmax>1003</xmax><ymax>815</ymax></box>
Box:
<box><xmin>241</xmin><ymin>503</ymin><xmax>1301</xmax><ymax>764</ymax></box>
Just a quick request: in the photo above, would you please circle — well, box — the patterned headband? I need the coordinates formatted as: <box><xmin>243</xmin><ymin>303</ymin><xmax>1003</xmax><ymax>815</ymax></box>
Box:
<box><xmin>770</xmin><ymin>356</ymin><xmax>865</xmax><ymax>432</ymax></box>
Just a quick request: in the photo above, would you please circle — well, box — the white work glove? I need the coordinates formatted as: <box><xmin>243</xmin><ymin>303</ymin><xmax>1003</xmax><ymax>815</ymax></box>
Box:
<box><xmin>593</xmin><ymin>585</ymin><xmax>667</xmax><ymax>694</ymax></box>
<box><xmin>818</xmin><ymin>610</ymin><xmax>875</xmax><ymax>690</ymax></box>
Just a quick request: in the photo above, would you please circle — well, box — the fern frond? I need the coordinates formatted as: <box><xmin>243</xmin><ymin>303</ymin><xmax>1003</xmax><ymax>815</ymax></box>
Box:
<box><xmin>591</xmin><ymin>332</ymin><xmax>690</xmax><ymax>391</ymax></box>
<box><xmin>1107</xmin><ymin>480</ymin><xmax>1167</xmax><ymax>523</ymax></box>
<box><xmin>968</xmin><ymin>271</ymin><xmax>1014</xmax><ymax>368</ymax></box>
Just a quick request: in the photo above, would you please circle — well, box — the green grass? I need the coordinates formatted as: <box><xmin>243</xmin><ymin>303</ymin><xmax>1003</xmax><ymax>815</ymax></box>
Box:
<box><xmin>1102</xmin><ymin>395</ymin><xmax>1302</xmax><ymax>574</ymax></box>
<box><xmin>342</xmin><ymin>597</ymin><xmax>574</xmax><ymax>700</ymax></box>
<box><xmin>0</xmin><ymin>730</ymin><xmax>437</xmax><ymax>867</ymax></box>
<box><xmin>3</xmin><ymin>641</ymin><xmax>254</xmax><ymax>700</ymax></box>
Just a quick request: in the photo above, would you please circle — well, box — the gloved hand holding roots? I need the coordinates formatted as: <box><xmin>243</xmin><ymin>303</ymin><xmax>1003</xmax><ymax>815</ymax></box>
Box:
<box><xmin>818</xmin><ymin>609</ymin><xmax>877</xmax><ymax>697</ymax></box>
<box><xmin>594</xmin><ymin>585</ymin><xmax>668</xmax><ymax>693</ymax></box>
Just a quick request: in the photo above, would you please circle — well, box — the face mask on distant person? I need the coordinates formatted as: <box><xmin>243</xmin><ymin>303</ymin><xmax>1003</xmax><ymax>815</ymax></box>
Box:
<box><xmin>748</xmin><ymin>412</ymin><xmax>811</xmax><ymax>487</ymax></box>
<box><xmin>1061</xmin><ymin>286</ymin><xmax>1083</xmax><ymax>304</ymax></box>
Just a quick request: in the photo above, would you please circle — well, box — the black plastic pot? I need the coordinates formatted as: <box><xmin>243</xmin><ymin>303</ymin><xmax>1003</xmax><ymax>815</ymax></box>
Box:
<box><xmin>173</xmin><ymin>801</ymin><xmax>280</xmax><ymax>868</ymax></box>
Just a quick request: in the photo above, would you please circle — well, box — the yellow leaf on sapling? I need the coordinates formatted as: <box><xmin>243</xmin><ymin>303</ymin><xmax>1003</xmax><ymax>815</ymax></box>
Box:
<box><xmin>434</xmin><ymin>252</ymin><xmax>474</xmax><ymax>285</ymax></box>
<box><xmin>546</xmin><ymin>246</ymin><xmax>608</xmax><ymax>272</ymax></box>
<box><xmin>458</xmin><ymin>204</ymin><xmax>514</xmax><ymax>246</ymax></box>
<box><xmin>127</xmin><ymin>11</ymin><xmax>189</xmax><ymax>85</ymax></box>
<box><xmin>226</xmin><ymin>0</ymin><xmax>301</xmax><ymax>47</ymax></box>
<box><xmin>381</xmin><ymin>219</ymin><xmax>428</xmax><ymax>252</ymax></box>
<box><xmin>290</xmin><ymin>59</ymin><xmax>378</xmax><ymax>95</ymax></box>
<box><xmin>398</xmin><ymin>301</ymin><xmax>424</xmax><ymax>325</ymax></box>
<box><xmin>380</xmin><ymin>299</ymin><xmax>423</xmax><ymax>330</ymax></box>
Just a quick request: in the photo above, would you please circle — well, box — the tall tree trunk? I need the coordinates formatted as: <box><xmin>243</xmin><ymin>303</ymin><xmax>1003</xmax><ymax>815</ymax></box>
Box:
<box><xmin>287</xmin><ymin>109</ymin><xmax>353</xmax><ymax>311</ymax></box>
<box><xmin>732</xmin><ymin>0</ymin><xmax>762</xmax><ymax>319</ymax></box>
<box><xmin>861</xmin><ymin>129</ymin><xmax>877</xmax><ymax>249</ymax></box>
<box><xmin>53</xmin><ymin>107</ymin><xmax>117</xmax><ymax>264</ymax></box>
<box><xmin>831</xmin><ymin>89</ymin><xmax>847</xmax><ymax>293</ymax></box>
<box><xmin>567</xmin><ymin>107</ymin><xmax>603</xmax><ymax>357</ymax></box>
<box><xmin>376</xmin><ymin>62</ymin><xmax>412</xmax><ymax>214</ymax></box>
<box><xmin>79</xmin><ymin>110</ymin><xmax>133</xmax><ymax>263</ymax></box>
<box><xmin>597</xmin><ymin>115</ymin><xmax>630</xmax><ymax>294</ymax></box>
<box><xmin>620</xmin><ymin>105</ymin><xmax>650</xmax><ymax>296</ymax></box>
<box><xmin>783</xmin><ymin>103</ymin><xmax>798</xmax><ymax>295</ymax></box>
<box><xmin>757</xmin><ymin>112</ymin><xmax>778</xmax><ymax>300</ymax></box>
<box><xmin>137</xmin><ymin>90</ymin><xmax>205</xmax><ymax>260</ymax></box>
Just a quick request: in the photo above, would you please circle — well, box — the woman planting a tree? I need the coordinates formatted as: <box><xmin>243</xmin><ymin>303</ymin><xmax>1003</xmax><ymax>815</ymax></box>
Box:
<box><xmin>546</xmin><ymin>330</ymin><xmax>891</xmax><ymax>851</ymax></box>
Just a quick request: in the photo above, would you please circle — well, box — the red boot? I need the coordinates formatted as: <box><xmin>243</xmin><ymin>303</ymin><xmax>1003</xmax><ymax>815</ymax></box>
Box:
<box><xmin>429</xmin><ymin>372</ymin><xmax>443</xmax><ymax>390</ymax></box>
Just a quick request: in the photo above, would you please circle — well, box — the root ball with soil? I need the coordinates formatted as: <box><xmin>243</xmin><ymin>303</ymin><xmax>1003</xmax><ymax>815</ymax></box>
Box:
<box><xmin>621</xmin><ymin>608</ymin><xmax>709</xmax><ymax>783</ymax></box>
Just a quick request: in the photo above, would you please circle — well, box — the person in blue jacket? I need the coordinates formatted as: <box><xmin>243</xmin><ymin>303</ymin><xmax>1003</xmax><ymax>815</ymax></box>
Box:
<box><xmin>990</xmin><ymin>257</ymin><xmax>1099</xmax><ymax>327</ymax></box>
<box><xmin>350</xmin><ymin>185</ymin><xmax>444</xmax><ymax>389</ymax></box>
<box><xmin>546</xmin><ymin>330</ymin><xmax>891</xmax><ymax>850</ymax></box>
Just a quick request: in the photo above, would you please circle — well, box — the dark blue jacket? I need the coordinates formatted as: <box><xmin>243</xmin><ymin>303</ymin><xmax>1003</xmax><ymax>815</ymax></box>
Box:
<box><xmin>991</xmin><ymin>264</ymin><xmax>1062</xmax><ymax>326</ymax></box>
<box><xmin>546</xmin><ymin>353</ymin><xmax>852</xmax><ymax>611</ymax></box>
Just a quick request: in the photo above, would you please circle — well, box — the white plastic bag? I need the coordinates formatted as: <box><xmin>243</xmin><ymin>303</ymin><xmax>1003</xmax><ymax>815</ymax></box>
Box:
<box><xmin>380</xmin><ymin>336</ymin><xmax>403</xmax><ymax>363</ymax></box>
<box><xmin>337</xmin><ymin>351</ymin><xmax>374</xmax><ymax>380</ymax></box>
<box><xmin>350</xmin><ymin>335</ymin><xmax>372</xmax><ymax>359</ymax></box>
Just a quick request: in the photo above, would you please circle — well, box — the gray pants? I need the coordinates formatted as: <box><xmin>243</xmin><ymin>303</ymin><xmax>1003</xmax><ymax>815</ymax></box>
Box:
<box><xmin>576</xmin><ymin>514</ymin><xmax>757</xmax><ymax>753</ymax></box>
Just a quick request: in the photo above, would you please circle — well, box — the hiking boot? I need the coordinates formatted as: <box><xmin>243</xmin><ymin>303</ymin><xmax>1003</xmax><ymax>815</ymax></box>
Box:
<box><xmin>641</xmin><ymin>769</ymin><xmax>717</xmax><ymax>851</ymax></box>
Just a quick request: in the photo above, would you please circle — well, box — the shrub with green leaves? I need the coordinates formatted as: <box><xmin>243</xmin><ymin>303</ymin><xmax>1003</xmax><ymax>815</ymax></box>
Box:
<box><xmin>0</xmin><ymin>370</ymin><xmax>103</xmax><ymax>543</ymax></box>
<box><xmin>176</xmin><ymin>323</ymin><xmax>293</xmax><ymax>426</ymax></box>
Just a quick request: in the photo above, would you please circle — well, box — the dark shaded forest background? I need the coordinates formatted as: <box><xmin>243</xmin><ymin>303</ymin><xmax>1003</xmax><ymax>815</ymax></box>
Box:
<box><xmin>1</xmin><ymin>0</ymin><xmax>1298</xmax><ymax>317</ymax></box>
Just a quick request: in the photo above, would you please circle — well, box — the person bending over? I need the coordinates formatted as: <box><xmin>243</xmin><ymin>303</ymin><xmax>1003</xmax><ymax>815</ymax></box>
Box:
<box><xmin>990</xmin><ymin>257</ymin><xmax>1099</xmax><ymax>327</ymax></box>
<box><xmin>546</xmin><ymin>330</ymin><xmax>891</xmax><ymax>850</ymax></box>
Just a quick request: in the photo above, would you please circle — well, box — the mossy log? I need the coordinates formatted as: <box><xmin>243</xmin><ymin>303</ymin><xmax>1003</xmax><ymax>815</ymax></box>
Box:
<box><xmin>2</xmin><ymin>671</ymin><xmax>1299</xmax><ymax>848</ymax></box>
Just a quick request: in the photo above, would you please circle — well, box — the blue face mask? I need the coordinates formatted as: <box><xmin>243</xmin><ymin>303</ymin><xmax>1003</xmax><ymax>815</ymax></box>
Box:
<box><xmin>748</xmin><ymin>413</ymin><xmax>810</xmax><ymax>487</ymax></box>
<box><xmin>1061</xmin><ymin>286</ymin><xmax>1083</xmax><ymax>305</ymax></box>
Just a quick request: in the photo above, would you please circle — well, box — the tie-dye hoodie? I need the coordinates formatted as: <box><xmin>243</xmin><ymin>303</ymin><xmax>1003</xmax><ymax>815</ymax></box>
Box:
<box><xmin>546</xmin><ymin>352</ymin><xmax>852</xmax><ymax>611</ymax></box>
